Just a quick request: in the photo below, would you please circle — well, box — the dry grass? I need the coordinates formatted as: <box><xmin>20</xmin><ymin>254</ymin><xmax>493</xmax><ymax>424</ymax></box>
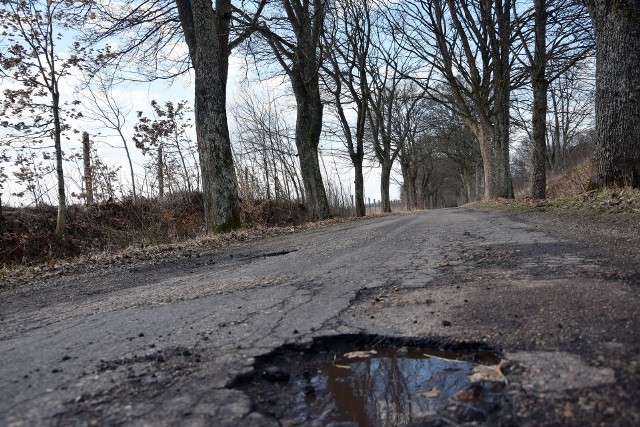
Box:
<box><xmin>477</xmin><ymin>158</ymin><xmax>640</xmax><ymax>216</ymax></box>
<box><xmin>0</xmin><ymin>192</ymin><xmax>373</xmax><ymax>286</ymax></box>
<box><xmin>0</xmin><ymin>193</ymin><xmax>206</xmax><ymax>269</ymax></box>
<box><xmin>0</xmin><ymin>212</ymin><xmax>370</xmax><ymax>289</ymax></box>
<box><xmin>546</xmin><ymin>158</ymin><xmax>594</xmax><ymax>198</ymax></box>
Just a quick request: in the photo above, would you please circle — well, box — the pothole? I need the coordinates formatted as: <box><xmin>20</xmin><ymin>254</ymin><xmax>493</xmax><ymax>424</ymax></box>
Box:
<box><xmin>231</xmin><ymin>334</ymin><xmax>514</xmax><ymax>426</ymax></box>
<box><xmin>262</xmin><ymin>250</ymin><xmax>297</xmax><ymax>258</ymax></box>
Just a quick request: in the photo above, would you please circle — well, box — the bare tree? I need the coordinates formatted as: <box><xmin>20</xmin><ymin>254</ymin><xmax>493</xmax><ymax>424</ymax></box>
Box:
<box><xmin>431</xmin><ymin>102</ymin><xmax>482</xmax><ymax>204</ymax></box>
<box><xmin>390</xmin><ymin>0</ymin><xmax>515</xmax><ymax>199</ymax></box>
<box><xmin>257</xmin><ymin>0</ymin><xmax>331</xmax><ymax>220</ymax></box>
<box><xmin>82</xmin><ymin>131</ymin><xmax>94</xmax><ymax>205</ymax></box>
<box><xmin>174</xmin><ymin>0</ymin><xmax>263</xmax><ymax>229</ymax></box>
<box><xmin>79</xmin><ymin>69</ymin><xmax>139</xmax><ymax>203</ymax></box>
<box><xmin>134</xmin><ymin>100</ymin><xmax>198</xmax><ymax>197</ymax></box>
<box><xmin>547</xmin><ymin>66</ymin><xmax>594</xmax><ymax>171</ymax></box>
<box><xmin>367</xmin><ymin>63</ymin><xmax>423</xmax><ymax>213</ymax></box>
<box><xmin>86</xmin><ymin>0</ymin><xmax>267</xmax><ymax>231</ymax></box>
<box><xmin>393</xmin><ymin>90</ymin><xmax>432</xmax><ymax>210</ymax></box>
<box><xmin>513</xmin><ymin>0</ymin><xmax>593</xmax><ymax>198</ymax></box>
<box><xmin>232</xmin><ymin>87</ymin><xmax>303</xmax><ymax>204</ymax></box>
<box><xmin>323</xmin><ymin>0</ymin><xmax>373</xmax><ymax>217</ymax></box>
<box><xmin>398</xmin><ymin>94</ymin><xmax>481</xmax><ymax>208</ymax></box>
<box><xmin>586</xmin><ymin>0</ymin><xmax>640</xmax><ymax>188</ymax></box>
<box><xmin>0</xmin><ymin>0</ymin><xmax>85</xmax><ymax>235</ymax></box>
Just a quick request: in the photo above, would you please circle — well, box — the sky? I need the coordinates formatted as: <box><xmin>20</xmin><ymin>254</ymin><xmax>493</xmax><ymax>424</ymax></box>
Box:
<box><xmin>1</xmin><ymin>48</ymin><xmax>397</xmax><ymax>207</ymax></box>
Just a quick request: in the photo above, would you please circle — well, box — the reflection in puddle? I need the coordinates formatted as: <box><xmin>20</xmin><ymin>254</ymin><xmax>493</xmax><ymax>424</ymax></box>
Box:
<box><xmin>300</xmin><ymin>347</ymin><xmax>504</xmax><ymax>426</ymax></box>
<box><xmin>235</xmin><ymin>339</ymin><xmax>511</xmax><ymax>427</ymax></box>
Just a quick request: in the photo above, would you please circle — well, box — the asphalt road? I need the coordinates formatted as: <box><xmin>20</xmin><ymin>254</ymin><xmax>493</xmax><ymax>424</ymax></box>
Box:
<box><xmin>1</xmin><ymin>207</ymin><xmax>639</xmax><ymax>426</ymax></box>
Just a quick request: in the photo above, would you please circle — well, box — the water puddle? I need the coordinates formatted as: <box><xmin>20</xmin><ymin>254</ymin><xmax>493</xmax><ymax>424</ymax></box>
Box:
<box><xmin>233</xmin><ymin>335</ymin><xmax>513</xmax><ymax>426</ymax></box>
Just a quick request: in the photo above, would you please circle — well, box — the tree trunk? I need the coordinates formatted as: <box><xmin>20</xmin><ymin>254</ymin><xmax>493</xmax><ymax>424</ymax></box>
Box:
<box><xmin>157</xmin><ymin>145</ymin><xmax>164</xmax><ymax>198</ymax></box>
<box><xmin>530</xmin><ymin>79</ymin><xmax>548</xmax><ymax>198</ymax></box>
<box><xmin>354</xmin><ymin>160</ymin><xmax>365</xmax><ymax>217</ymax></box>
<box><xmin>174</xmin><ymin>130</ymin><xmax>193</xmax><ymax>193</ymax></box>
<box><xmin>588</xmin><ymin>0</ymin><xmax>640</xmax><ymax>187</ymax></box>
<box><xmin>351</xmin><ymin>130</ymin><xmax>366</xmax><ymax>217</ymax></box>
<box><xmin>380</xmin><ymin>164</ymin><xmax>391</xmax><ymax>213</ymax></box>
<box><xmin>263</xmin><ymin>155</ymin><xmax>271</xmax><ymax>200</ymax></box>
<box><xmin>530</xmin><ymin>0</ymin><xmax>548</xmax><ymax>199</ymax></box>
<box><xmin>331</xmin><ymin>78</ymin><xmax>366</xmax><ymax>217</ymax></box>
<box><xmin>0</xmin><ymin>194</ymin><xmax>4</xmax><ymax>236</ymax></box>
<box><xmin>472</xmin><ymin>0</ymin><xmax>513</xmax><ymax>200</ymax></box>
<box><xmin>411</xmin><ymin>173</ymin><xmax>419</xmax><ymax>208</ymax></box>
<box><xmin>82</xmin><ymin>132</ymin><xmax>94</xmax><ymax>205</ymax></box>
<box><xmin>399</xmin><ymin>157</ymin><xmax>410</xmax><ymax>211</ymax></box>
<box><xmin>473</xmin><ymin>121</ymin><xmax>512</xmax><ymax>200</ymax></box>
<box><xmin>398</xmin><ymin>141</ymin><xmax>415</xmax><ymax>212</ymax></box>
<box><xmin>475</xmin><ymin>162</ymin><xmax>483</xmax><ymax>199</ymax></box>
<box><xmin>459</xmin><ymin>172</ymin><xmax>471</xmax><ymax>204</ymax></box>
<box><xmin>115</xmin><ymin>128</ymin><xmax>138</xmax><ymax>203</ymax></box>
<box><xmin>496</xmin><ymin>0</ymin><xmax>514</xmax><ymax>199</ymax></box>
<box><xmin>52</xmin><ymin>91</ymin><xmax>66</xmax><ymax>237</ymax></box>
<box><xmin>551</xmin><ymin>92</ymin><xmax>564</xmax><ymax>172</ymax></box>
<box><xmin>176</xmin><ymin>0</ymin><xmax>241</xmax><ymax>232</ymax></box>
<box><xmin>291</xmin><ymin>79</ymin><xmax>330</xmax><ymax>220</ymax></box>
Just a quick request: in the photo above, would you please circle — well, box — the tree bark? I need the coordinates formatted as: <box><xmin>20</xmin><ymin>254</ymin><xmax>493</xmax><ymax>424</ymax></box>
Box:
<box><xmin>380</xmin><ymin>163</ymin><xmax>391</xmax><ymax>213</ymax></box>
<box><xmin>52</xmin><ymin>91</ymin><xmax>66</xmax><ymax>237</ymax></box>
<box><xmin>354</xmin><ymin>161</ymin><xmax>365</xmax><ymax>216</ymax></box>
<box><xmin>493</xmin><ymin>0</ymin><xmax>514</xmax><ymax>199</ymax></box>
<box><xmin>588</xmin><ymin>0</ymin><xmax>640</xmax><ymax>187</ymax></box>
<box><xmin>530</xmin><ymin>0</ymin><xmax>548</xmax><ymax>198</ymax></box>
<box><xmin>531</xmin><ymin>77</ymin><xmax>547</xmax><ymax>199</ymax></box>
<box><xmin>262</xmin><ymin>0</ymin><xmax>330</xmax><ymax>221</ymax></box>
<box><xmin>176</xmin><ymin>0</ymin><xmax>241</xmax><ymax>231</ymax></box>
<box><xmin>82</xmin><ymin>132</ymin><xmax>94</xmax><ymax>205</ymax></box>
<box><xmin>400</xmin><ymin>158</ymin><xmax>411</xmax><ymax>211</ymax></box>
<box><xmin>470</xmin><ymin>122</ymin><xmax>509</xmax><ymax>199</ymax></box>
<box><xmin>291</xmin><ymin>76</ymin><xmax>331</xmax><ymax>220</ymax></box>
<box><xmin>550</xmin><ymin>91</ymin><xmax>564</xmax><ymax>172</ymax></box>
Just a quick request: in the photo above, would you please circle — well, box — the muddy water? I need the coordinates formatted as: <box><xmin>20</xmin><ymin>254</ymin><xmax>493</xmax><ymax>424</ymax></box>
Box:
<box><xmin>299</xmin><ymin>347</ymin><xmax>503</xmax><ymax>426</ymax></box>
<box><xmin>237</xmin><ymin>340</ymin><xmax>511</xmax><ymax>426</ymax></box>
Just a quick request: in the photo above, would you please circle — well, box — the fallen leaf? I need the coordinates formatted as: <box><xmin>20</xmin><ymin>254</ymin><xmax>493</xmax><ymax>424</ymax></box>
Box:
<box><xmin>417</xmin><ymin>387</ymin><xmax>441</xmax><ymax>398</ymax></box>
<box><xmin>334</xmin><ymin>364</ymin><xmax>351</xmax><ymax>369</ymax></box>
<box><xmin>468</xmin><ymin>362</ymin><xmax>507</xmax><ymax>384</ymax></box>
<box><xmin>344</xmin><ymin>350</ymin><xmax>378</xmax><ymax>359</ymax></box>
<box><xmin>453</xmin><ymin>385</ymin><xmax>481</xmax><ymax>402</ymax></box>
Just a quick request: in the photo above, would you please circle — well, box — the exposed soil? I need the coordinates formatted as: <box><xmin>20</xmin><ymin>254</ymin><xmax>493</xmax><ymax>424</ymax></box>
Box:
<box><xmin>483</xmin><ymin>204</ymin><xmax>640</xmax><ymax>264</ymax></box>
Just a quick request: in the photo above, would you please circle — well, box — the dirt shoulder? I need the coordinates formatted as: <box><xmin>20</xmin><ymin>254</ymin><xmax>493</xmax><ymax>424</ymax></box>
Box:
<box><xmin>474</xmin><ymin>201</ymin><xmax>640</xmax><ymax>264</ymax></box>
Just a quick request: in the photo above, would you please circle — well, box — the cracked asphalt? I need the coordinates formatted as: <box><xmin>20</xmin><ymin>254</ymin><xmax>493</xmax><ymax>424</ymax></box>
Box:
<box><xmin>1</xmin><ymin>207</ymin><xmax>639</xmax><ymax>426</ymax></box>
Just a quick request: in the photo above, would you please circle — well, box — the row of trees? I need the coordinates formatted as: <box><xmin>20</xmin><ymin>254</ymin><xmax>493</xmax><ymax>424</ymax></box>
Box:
<box><xmin>1</xmin><ymin>0</ymin><xmax>638</xmax><ymax>236</ymax></box>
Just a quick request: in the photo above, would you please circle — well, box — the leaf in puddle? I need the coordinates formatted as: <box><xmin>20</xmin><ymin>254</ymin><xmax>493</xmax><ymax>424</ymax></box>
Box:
<box><xmin>343</xmin><ymin>350</ymin><xmax>378</xmax><ymax>359</ymax></box>
<box><xmin>417</xmin><ymin>387</ymin><xmax>441</xmax><ymax>398</ymax></box>
<box><xmin>468</xmin><ymin>362</ymin><xmax>507</xmax><ymax>384</ymax></box>
<box><xmin>334</xmin><ymin>364</ymin><xmax>351</xmax><ymax>369</ymax></box>
<box><xmin>453</xmin><ymin>385</ymin><xmax>481</xmax><ymax>402</ymax></box>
